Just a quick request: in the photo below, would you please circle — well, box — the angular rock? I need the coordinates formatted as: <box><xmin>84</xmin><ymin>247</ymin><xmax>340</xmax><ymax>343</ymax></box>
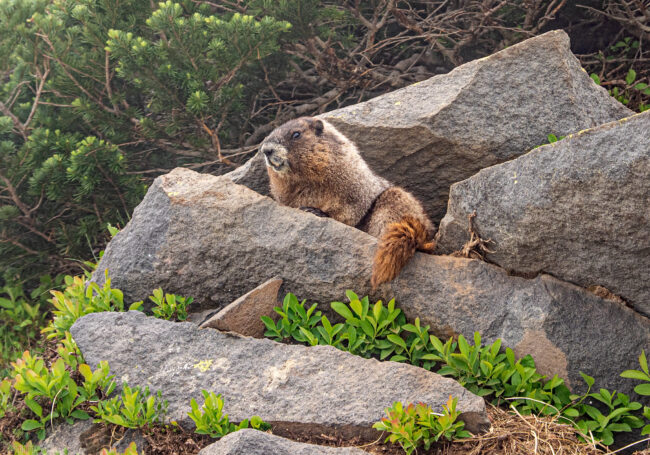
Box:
<box><xmin>200</xmin><ymin>277</ymin><xmax>283</xmax><ymax>337</ymax></box>
<box><xmin>92</xmin><ymin>169</ymin><xmax>650</xmax><ymax>399</ymax></box>
<box><xmin>199</xmin><ymin>429</ymin><xmax>367</xmax><ymax>455</ymax></box>
<box><xmin>226</xmin><ymin>30</ymin><xmax>631</xmax><ymax>222</ymax></box>
<box><xmin>70</xmin><ymin>311</ymin><xmax>489</xmax><ymax>437</ymax></box>
<box><xmin>436</xmin><ymin>112</ymin><xmax>650</xmax><ymax>317</ymax></box>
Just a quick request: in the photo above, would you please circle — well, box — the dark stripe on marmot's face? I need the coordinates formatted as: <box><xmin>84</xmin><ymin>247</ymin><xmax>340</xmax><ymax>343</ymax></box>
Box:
<box><xmin>261</xmin><ymin>117</ymin><xmax>329</xmax><ymax>175</ymax></box>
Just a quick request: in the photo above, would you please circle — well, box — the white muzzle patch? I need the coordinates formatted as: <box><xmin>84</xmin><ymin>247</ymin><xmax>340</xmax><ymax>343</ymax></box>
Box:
<box><xmin>260</xmin><ymin>143</ymin><xmax>289</xmax><ymax>173</ymax></box>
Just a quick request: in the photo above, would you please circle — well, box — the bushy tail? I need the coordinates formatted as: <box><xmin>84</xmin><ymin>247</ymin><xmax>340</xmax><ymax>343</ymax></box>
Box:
<box><xmin>371</xmin><ymin>216</ymin><xmax>435</xmax><ymax>289</ymax></box>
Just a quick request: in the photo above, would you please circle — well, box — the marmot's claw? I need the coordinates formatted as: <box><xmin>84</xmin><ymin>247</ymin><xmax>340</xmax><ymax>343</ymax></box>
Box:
<box><xmin>299</xmin><ymin>206</ymin><xmax>329</xmax><ymax>218</ymax></box>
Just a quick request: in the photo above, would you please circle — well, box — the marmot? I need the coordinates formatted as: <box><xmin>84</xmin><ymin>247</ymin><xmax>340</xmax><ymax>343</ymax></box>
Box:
<box><xmin>260</xmin><ymin>117</ymin><xmax>435</xmax><ymax>288</ymax></box>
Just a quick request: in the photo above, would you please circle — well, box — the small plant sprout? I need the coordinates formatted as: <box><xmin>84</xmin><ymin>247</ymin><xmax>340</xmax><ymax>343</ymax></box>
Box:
<box><xmin>188</xmin><ymin>390</ymin><xmax>269</xmax><ymax>438</ymax></box>
<box><xmin>373</xmin><ymin>396</ymin><xmax>470</xmax><ymax>454</ymax></box>
<box><xmin>43</xmin><ymin>272</ymin><xmax>142</xmax><ymax>340</ymax></box>
<box><xmin>91</xmin><ymin>383</ymin><xmax>168</xmax><ymax>428</ymax></box>
<box><xmin>149</xmin><ymin>288</ymin><xmax>193</xmax><ymax>321</ymax></box>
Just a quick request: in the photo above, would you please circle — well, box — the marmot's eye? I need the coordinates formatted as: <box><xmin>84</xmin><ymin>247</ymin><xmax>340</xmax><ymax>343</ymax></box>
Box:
<box><xmin>291</xmin><ymin>131</ymin><xmax>301</xmax><ymax>139</ymax></box>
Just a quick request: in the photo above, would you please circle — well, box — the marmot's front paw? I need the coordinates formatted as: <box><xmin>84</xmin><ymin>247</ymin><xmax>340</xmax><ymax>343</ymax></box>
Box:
<box><xmin>299</xmin><ymin>206</ymin><xmax>329</xmax><ymax>218</ymax></box>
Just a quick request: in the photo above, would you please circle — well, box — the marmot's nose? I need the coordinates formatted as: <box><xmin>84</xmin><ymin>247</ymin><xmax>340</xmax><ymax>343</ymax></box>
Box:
<box><xmin>261</xmin><ymin>145</ymin><xmax>274</xmax><ymax>158</ymax></box>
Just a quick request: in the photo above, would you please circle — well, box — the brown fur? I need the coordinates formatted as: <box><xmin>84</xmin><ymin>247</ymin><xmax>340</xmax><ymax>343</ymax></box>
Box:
<box><xmin>261</xmin><ymin>117</ymin><xmax>435</xmax><ymax>288</ymax></box>
<box><xmin>371</xmin><ymin>216</ymin><xmax>436</xmax><ymax>289</ymax></box>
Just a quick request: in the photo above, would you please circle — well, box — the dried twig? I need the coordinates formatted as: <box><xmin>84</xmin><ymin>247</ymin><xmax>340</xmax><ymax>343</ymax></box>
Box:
<box><xmin>452</xmin><ymin>211</ymin><xmax>495</xmax><ymax>260</ymax></box>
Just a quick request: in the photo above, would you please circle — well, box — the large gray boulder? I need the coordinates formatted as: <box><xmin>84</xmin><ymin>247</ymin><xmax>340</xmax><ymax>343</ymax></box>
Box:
<box><xmin>92</xmin><ymin>169</ymin><xmax>650</xmax><ymax>398</ymax></box>
<box><xmin>70</xmin><ymin>311</ymin><xmax>489</xmax><ymax>438</ymax></box>
<box><xmin>225</xmin><ymin>30</ymin><xmax>631</xmax><ymax>223</ymax></box>
<box><xmin>436</xmin><ymin>112</ymin><xmax>650</xmax><ymax>317</ymax></box>
<box><xmin>199</xmin><ymin>429</ymin><xmax>367</xmax><ymax>455</ymax></box>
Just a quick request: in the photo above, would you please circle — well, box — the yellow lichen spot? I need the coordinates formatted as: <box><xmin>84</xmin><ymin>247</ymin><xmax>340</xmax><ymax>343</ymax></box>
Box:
<box><xmin>167</xmin><ymin>191</ymin><xmax>179</xmax><ymax>197</ymax></box>
<box><xmin>193</xmin><ymin>360</ymin><xmax>213</xmax><ymax>372</ymax></box>
<box><xmin>394</xmin><ymin>101</ymin><xmax>401</xmax><ymax>106</ymax></box>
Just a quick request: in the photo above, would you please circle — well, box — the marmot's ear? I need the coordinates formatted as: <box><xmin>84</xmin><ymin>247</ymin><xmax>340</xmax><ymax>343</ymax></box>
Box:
<box><xmin>311</xmin><ymin>119</ymin><xmax>324</xmax><ymax>136</ymax></box>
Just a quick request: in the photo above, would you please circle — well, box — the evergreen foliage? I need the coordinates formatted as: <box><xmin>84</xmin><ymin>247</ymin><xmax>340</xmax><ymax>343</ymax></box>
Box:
<box><xmin>0</xmin><ymin>0</ymin><xmax>298</xmax><ymax>284</ymax></box>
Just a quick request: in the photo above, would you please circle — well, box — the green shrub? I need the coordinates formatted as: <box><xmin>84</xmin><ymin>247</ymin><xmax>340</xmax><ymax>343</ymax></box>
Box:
<box><xmin>0</xmin><ymin>0</ymin><xmax>294</xmax><ymax>282</ymax></box>
<box><xmin>567</xmin><ymin>380</ymin><xmax>644</xmax><ymax>446</ymax></box>
<box><xmin>43</xmin><ymin>272</ymin><xmax>142</xmax><ymax>340</ymax></box>
<box><xmin>373</xmin><ymin>396</ymin><xmax>470</xmax><ymax>455</ymax></box>
<box><xmin>11</xmin><ymin>349</ymin><xmax>114</xmax><ymax>440</ymax></box>
<box><xmin>0</xmin><ymin>276</ymin><xmax>60</xmax><ymax>376</ymax></box>
<box><xmin>188</xmin><ymin>390</ymin><xmax>269</xmax><ymax>438</ymax></box>
<box><xmin>91</xmin><ymin>383</ymin><xmax>167</xmax><ymax>429</ymax></box>
<box><xmin>620</xmin><ymin>350</ymin><xmax>650</xmax><ymax>436</ymax></box>
<box><xmin>149</xmin><ymin>288</ymin><xmax>193</xmax><ymax>321</ymax></box>
<box><xmin>262</xmin><ymin>291</ymin><xmax>650</xmax><ymax>448</ymax></box>
<box><xmin>621</xmin><ymin>350</ymin><xmax>650</xmax><ymax>397</ymax></box>
<box><xmin>262</xmin><ymin>292</ymin><xmax>325</xmax><ymax>344</ymax></box>
<box><xmin>263</xmin><ymin>291</ymin><xmax>406</xmax><ymax>359</ymax></box>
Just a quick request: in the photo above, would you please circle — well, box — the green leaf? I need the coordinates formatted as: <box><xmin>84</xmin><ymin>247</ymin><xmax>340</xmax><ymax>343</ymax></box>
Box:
<box><xmin>607</xmin><ymin>423</ymin><xmax>631</xmax><ymax>432</ymax></box>
<box><xmin>580</xmin><ymin>372</ymin><xmax>595</xmax><ymax>388</ymax></box>
<box><xmin>457</xmin><ymin>335</ymin><xmax>469</xmax><ymax>358</ymax></box>
<box><xmin>349</xmin><ymin>299</ymin><xmax>363</xmax><ymax>317</ymax></box>
<box><xmin>387</xmin><ymin>334</ymin><xmax>407</xmax><ymax>350</ymax></box>
<box><xmin>25</xmin><ymin>399</ymin><xmax>43</xmax><ymax>418</ymax></box>
<box><xmin>71</xmin><ymin>409</ymin><xmax>90</xmax><ymax>420</ymax></box>
<box><xmin>22</xmin><ymin>419</ymin><xmax>43</xmax><ymax>431</ymax></box>
<box><xmin>634</xmin><ymin>383</ymin><xmax>650</xmax><ymax>396</ymax></box>
<box><xmin>429</xmin><ymin>336</ymin><xmax>444</xmax><ymax>353</ymax></box>
<box><xmin>625</xmin><ymin>68</ymin><xmax>636</xmax><ymax>85</ymax></box>
<box><xmin>563</xmin><ymin>408</ymin><xmax>579</xmax><ymax>417</ymax></box>
<box><xmin>331</xmin><ymin>302</ymin><xmax>354</xmax><ymax>321</ymax></box>
<box><xmin>600</xmin><ymin>429</ymin><xmax>614</xmax><ymax>446</ymax></box>
<box><xmin>373</xmin><ymin>301</ymin><xmax>383</xmax><ymax>322</ymax></box>
<box><xmin>620</xmin><ymin>370</ymin><xmax>650</xmax><ymax>381</ymax></box>
<box><xmin>640</xmin><ymin>350</ymin><xmax>648</xmax><ymax>375</ymax></box>
<box><xmin>359</xmin><ymin>319</ymin><xmax>375</xmax><ymax>338</ymax></box>
<box><xmin>590</xmin><ymin>73</ymin><xmax>601</xmax><ymax>85</ymax></box>
<box><xmin>345</xmin><ymin>290</ymin><xmax>359</xmax><ymax>302</ymax></box>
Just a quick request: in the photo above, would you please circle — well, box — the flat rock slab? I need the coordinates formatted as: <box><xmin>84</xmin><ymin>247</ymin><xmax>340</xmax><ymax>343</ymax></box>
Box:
<box><xmin>70</xmin><ymin>311</ymin><xmax>489</xmax><ymax>437</ymax></box>
<box><xmin>436</xmin><ymin>112</ymin><xmax>650</xmax><ymax>317</ymax></box>
<box><xmin>226</xmin><ymin>30</ymin><xmax>631</xmax><ymax>223</ymax></box>
<box><xmin>200</xmin><ymin>277</ymin><xmax>283</xmax><ymax>337</ymax></box>
<box><xmin>92</xmin><ymin>169</ymin><xmax>650</xmax><ymax>399</ymax></box>
<box><xmin>199</xmin><ymin>429</ymin><xmax>367</xmax><ymax>455</ymax></box>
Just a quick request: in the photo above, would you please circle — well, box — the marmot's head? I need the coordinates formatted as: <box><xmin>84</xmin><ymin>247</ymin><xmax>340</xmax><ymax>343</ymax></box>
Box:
<box><xmin>260</xmin><ymin>117</ymin><xmax>352</xmax><ymax>177</ymax></box>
